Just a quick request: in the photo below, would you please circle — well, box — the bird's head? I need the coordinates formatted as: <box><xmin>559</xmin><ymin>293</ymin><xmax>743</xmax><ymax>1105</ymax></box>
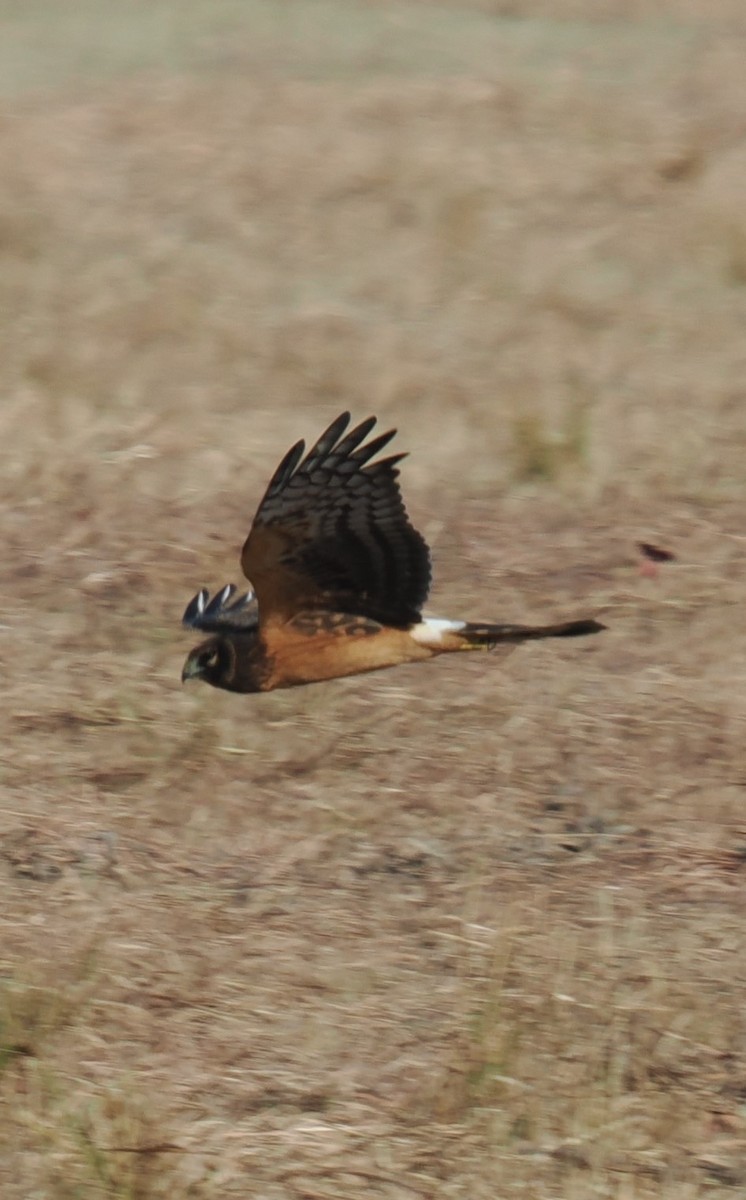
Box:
<box><xmin>181</xmin><ymin>636</ymin><xmax>233</xmax><ymax>688</ymax></box>
<box><xmin>181</xmin><ymin>632</ymin><xmax>264</xmax><ymax>692</ymax></box>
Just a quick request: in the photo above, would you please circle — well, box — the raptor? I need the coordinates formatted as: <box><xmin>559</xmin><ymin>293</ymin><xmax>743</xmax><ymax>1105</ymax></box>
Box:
<box><xmin>182</xmin><ymin>413</ymin><xmax>604</xmax><ymax>692</ymax></box>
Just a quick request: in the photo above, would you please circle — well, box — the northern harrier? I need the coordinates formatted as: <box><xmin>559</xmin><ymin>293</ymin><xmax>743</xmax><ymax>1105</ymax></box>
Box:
<box><xmin>182</xmin><ymin>413</ymin><xmax>604</xmax><ymax>692</ymax></box>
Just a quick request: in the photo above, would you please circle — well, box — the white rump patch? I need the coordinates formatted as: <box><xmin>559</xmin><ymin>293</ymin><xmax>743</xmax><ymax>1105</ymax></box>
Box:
<box><xmin>410</xmin><ymin>616</ymin><xmax>466</xmax><ymax>647</ymax></box>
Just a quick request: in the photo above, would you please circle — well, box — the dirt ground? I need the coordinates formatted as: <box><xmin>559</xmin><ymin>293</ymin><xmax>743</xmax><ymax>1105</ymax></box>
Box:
<box><xmin>1</xmin><ymin>2</ymin><xmax>745</xmax><ymax>1197</ymax></box>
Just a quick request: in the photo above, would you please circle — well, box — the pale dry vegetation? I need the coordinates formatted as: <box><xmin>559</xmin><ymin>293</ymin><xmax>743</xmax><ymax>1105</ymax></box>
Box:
<box><xmin>1</xmin><ymin>2</ymin><xmax>745</xmax><ymax>1197</ymax></box>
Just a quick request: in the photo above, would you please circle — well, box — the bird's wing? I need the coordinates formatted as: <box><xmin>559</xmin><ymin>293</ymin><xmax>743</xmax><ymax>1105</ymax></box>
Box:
<box><xmin>240</xmin><ymin>413</ymin><xmax>431</xmax><ymax>626</ymax></box>
<box><xmin>182</xmin><ymin>584</ymin><xmax>258</xmax><ymax>633</ymax></box>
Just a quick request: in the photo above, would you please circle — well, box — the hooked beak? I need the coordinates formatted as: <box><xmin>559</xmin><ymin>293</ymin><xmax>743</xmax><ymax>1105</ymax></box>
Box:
<box><xmin>181</xmin><ymin>655</ymin><xmax>204</xmax><ymax>683</ymax></box>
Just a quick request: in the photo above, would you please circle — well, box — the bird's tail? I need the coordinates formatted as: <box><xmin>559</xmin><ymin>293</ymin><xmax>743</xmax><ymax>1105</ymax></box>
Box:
<box><xmin>457</xmin><ymin>618</ymin><xmax>605</xmax><ymax>649</ymax></box>
<box><xmin>410</xmin><ymin>615</ymin><xmax>605</xmax><ymax>654</ymax></box>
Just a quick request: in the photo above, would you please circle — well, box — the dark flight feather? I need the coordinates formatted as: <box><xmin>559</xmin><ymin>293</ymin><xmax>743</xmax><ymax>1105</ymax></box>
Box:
<box><xmin>182</xmin><ymin>585</ymin><xmax>258</xmax><ymax>633</ymax></box>
<box><xmin>241</xmin><ymin>413</ymin><xmax>431</xmax><ymax>625</ymax></box>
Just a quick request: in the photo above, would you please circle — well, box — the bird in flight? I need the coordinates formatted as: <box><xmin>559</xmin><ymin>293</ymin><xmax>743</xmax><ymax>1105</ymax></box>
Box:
<box><xmin>182</xmin><ymin>413</ymin><xmax>604</xmax><ymax>692</ymax></box>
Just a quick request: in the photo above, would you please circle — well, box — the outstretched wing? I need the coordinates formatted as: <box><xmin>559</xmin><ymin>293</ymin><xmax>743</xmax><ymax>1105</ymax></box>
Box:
<box><xmin>240</xmin><ymin>413</ymin><xmax>431</xmax><ymax>626</ymax></box>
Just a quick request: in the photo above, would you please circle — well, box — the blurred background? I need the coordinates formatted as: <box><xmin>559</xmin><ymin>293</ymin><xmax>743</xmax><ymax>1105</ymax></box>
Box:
<box><xmin>1</xmin><ymin>2</ymin><xmax>745</xmax><ymax>1196</ymax></box>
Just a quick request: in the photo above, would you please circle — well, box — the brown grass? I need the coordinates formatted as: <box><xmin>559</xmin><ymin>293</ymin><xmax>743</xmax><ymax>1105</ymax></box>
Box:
<box><xmin>1</xmin><ymin>2</ymin><xmax>746</xmax><ymax>1196</ymax></box>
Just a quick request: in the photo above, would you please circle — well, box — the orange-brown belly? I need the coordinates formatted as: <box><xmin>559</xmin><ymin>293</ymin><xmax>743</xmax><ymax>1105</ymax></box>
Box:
<box><xmin>260</xmin><ymin>616</ymin><xmax>433</xmax><ymax>690</ymax></box>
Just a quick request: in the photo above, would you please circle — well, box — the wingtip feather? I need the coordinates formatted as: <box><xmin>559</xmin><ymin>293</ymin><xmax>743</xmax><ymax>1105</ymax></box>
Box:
<box><xmin>182</xmin><ymin>588</ymin><xmax>208</xmax><ymax>627</ymax></box>
<box><xmin>182</xmin><ymin>585</ymin><xmax>257</xmax><ymax>631</ymax></box>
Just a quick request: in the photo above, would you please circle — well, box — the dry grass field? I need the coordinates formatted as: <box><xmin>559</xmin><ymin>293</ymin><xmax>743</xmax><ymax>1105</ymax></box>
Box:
<box><xmin>1</xmin><ymin>1</ymin><xmax>746</xmax><ymax>1196</ymax></box>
